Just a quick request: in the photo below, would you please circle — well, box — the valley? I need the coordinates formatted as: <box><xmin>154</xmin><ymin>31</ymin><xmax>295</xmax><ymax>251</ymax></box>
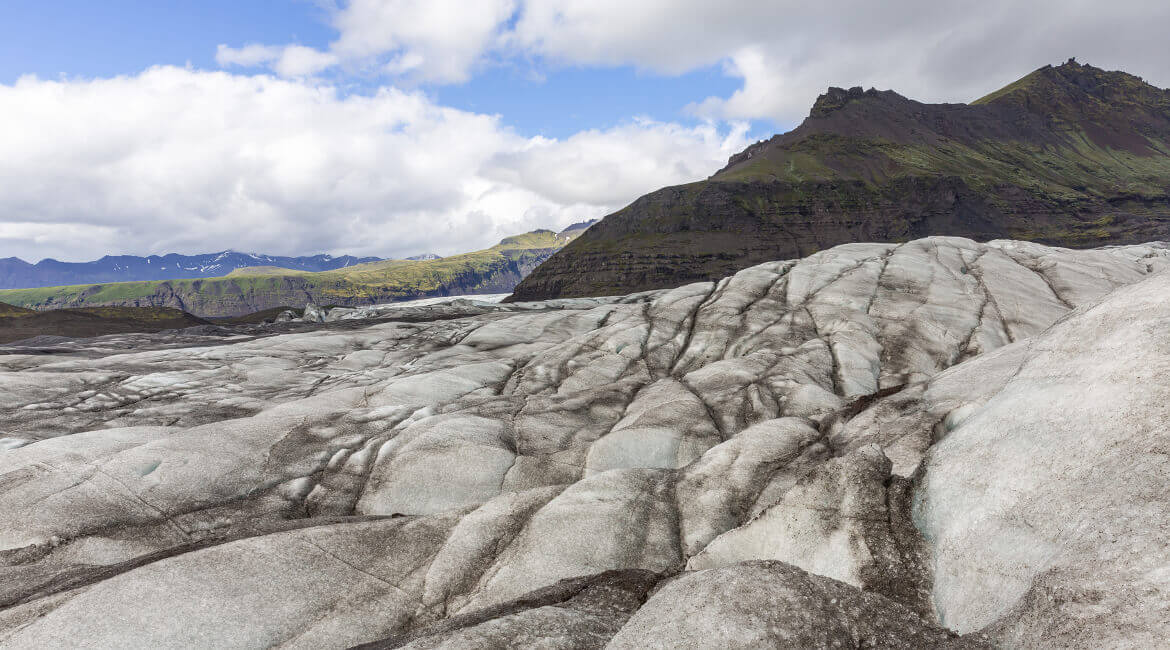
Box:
<box><xmin>0</xmin><ymin>225</ymin><xmax>592</xmax><ymax>317</ymax></box>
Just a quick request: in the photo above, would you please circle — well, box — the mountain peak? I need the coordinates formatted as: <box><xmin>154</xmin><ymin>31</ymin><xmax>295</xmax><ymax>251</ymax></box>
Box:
<box><xmin>559</xmin><ymin>219</ymin><xmax>598</xmax><ymax>235</ymax></box>
<box><xmin>974</xmin><ymin>59</ymin><xmax>1168</xmax><ymax>110</ymax></box>
<box><xmin>971</xmin><ymin>60</ymin><xmax>1170</xmax><ymax>151</ymax></box>
<box><xmin>810</xmin><ymin>86</ymin><xmax>867</xmax><ymax>117</ymax></box>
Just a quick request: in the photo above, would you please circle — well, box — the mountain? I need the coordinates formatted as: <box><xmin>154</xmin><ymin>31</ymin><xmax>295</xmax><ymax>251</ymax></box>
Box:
<box><xmin>0</xmin><ymin>250</ymin><xmax>383</xmax><ymax>290</ymax></box>
<box><xmin>559</xmin><ymin>218</ymin><xmax>598</xmax><ymax>234</ymax></box>
<box><xmin>0</xmin><ymin>225</ymin><xmax>587</xmax><ymax>317</ymax></box>
<box><xmin>510</xmin><ymin>60</ymin><xmax>1170</xmax><ymax>300</ymax></box>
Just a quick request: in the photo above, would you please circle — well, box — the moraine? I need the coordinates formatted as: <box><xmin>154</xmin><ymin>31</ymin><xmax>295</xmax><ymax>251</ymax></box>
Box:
<box><xmin>2</xmin><ymin>236</ymin><xmax>1169</xmax><ymax>648</ymax></box>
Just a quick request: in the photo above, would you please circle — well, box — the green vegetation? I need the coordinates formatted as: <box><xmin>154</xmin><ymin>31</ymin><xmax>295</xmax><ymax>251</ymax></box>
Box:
<box><xmin>970</xmin><ymin>69</ymin><xmax>1046</xmax><ymax>106</ymax></box>
<box><xmin>714</xmin><ymin>128</ymin><xmax>1170</xmax><ymax>201</ymax></box>
<box><xmin>713</xmin><ymin>62</ymin><xmax>1170</xmax><ymax>201</ymax></box>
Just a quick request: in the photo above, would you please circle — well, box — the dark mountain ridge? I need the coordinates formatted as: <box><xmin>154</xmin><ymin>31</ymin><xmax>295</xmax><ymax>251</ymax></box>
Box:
<box><xmin>510</xmin><ymin>60</ymin><xmax>1170</xmax><ymax>300</ymax></box>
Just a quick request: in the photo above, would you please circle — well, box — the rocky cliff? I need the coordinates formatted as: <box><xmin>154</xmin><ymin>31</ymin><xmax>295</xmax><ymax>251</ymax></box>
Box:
<box><xmin>510</xmin><ymin>61</ymin><xmax>1170</xmax><ymax>300</ymax></box>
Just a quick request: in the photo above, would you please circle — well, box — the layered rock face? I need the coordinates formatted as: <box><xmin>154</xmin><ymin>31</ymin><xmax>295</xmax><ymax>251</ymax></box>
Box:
<box><xmin>2</xmin><ymin>237</ymin><xmax>1169</xmax><ymax>648</ymax></box>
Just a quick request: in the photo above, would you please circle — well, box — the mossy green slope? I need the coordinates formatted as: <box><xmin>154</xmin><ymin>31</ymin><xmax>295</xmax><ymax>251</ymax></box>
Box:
<box><xmin>511</xmin><ymin>60</ymin><xmax>1170</xmax><ymax>300</ymax></box>
<box><xmin>0</xmin><ymin>229</ymin><xmax>579</xmax><ymax>317</ymax></box>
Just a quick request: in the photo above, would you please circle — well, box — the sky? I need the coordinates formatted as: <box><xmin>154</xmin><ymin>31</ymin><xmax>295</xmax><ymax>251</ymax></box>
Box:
<box><xmin>0</xmin><ymin>1</ymin><xmax>1167</xmax><ymax>262</ymax></box>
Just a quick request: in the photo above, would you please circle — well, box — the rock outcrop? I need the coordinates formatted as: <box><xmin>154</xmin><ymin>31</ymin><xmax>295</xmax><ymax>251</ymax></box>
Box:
<box><xmin>301</xmin><ymin>302</ymin><xmax>327</xmax><ymax>323</ymax></box>
<box><xmin>1</xmin><ymin>237</ymin><xmax>1169</xmax><ymax>647</ymax></box>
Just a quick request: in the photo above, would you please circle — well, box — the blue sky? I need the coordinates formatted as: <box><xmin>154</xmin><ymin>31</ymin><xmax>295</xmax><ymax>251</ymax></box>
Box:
<box><xmin>0</xmin><ymin>0</ymin><xmax>776</xmax><ymax>140</ymax></box>
<box><xmin>0</xmin><ymin>1</ymin><xmax>334</xmax><ymax>82</ymax></box>
<box><xmin>435</xmin><ymin>65</ymin><xmax>765</xmax><ymax>139</ymax></box>
<box><xmin>0</xmin><ymin>0</ymin><xmax>1165</xmax><ymax>262</ymax></box>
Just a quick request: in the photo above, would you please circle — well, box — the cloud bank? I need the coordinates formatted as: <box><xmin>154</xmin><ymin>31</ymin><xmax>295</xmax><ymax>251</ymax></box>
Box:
<box><xmin>0</xmin><ymin>67</ymin><xmax>747</xmax><ymax>261</ymax></box>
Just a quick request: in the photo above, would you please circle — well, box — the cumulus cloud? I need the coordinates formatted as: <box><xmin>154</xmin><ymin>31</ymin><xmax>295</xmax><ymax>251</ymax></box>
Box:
<box><xmin>484</xmin><ymin>120</ymin><xmax>749</xmax><ymax>206</ymax></box>
<box><xmin>218</xmin><ymin>0</ymin><xmax>516</xmax><ymax>83</ymax></box>
<box><xmin>0</xmin><ymin>67</ymin><xmax>748</xmax><ymax>261</ymax></box>
<box><xmin>331</xmin><ymin>0</ymin><xmax>517</xmax><ymax>83</ymax></box>
<box><xmin>225</xmin><ymin>0</ymin><xmax>1170</xmax><ymax>124</ymax></box>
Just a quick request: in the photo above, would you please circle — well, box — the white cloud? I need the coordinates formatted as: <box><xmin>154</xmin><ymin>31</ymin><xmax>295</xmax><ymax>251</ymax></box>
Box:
<box><xmin>331</xmin><ymin>0</ymin><xmax>517</xmax><ymax>83</ymax></box>
<box><xmin>217</xmin><ymin>44</ymin><xmax>340</xmax><ymax>79</ymax></box>
<box><xmin>512</xmin><ymin>0</ymin><xmax>1170</xmax><ymax>124</ymax></box>
<box><xmin>273</xmin><ymin>45</ymin><xmax>341</xmax><ymax>78</ymax></box>
<box><xmin>509</xmin><ymin>0</ymin><xmax>783</xmax><ymax>73</ymax></box>
<box><xmin>0</xmin><ymin>67</ymin><xmax>748</xmax><ymax>262</ymax></box>
<box><xmin>220</xmin><ymin>1</ymin><xmax>1170</xmax><ymax>125</ymax></box>
<box><xmin>484</xmin><ymin>120</ymin><xmax>750</xmax><ymax>206</ymax></box>
<box><xmin>218</xmin><ymin>0</ymin><xmax>517</xmax><ymax>83</ymax></box>
<box><xmin>215</xmin><ymin>44</ymin><xmax>283</xmax><ymax>68</ymax></box>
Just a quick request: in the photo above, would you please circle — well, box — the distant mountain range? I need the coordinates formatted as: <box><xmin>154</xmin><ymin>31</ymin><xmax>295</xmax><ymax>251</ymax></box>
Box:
<box><xmin>511</xmin><ymin>60</ymin><xmax>1170</xmax><ymax>300</ymax></box>
<box><xmin>0</xmin><ymin>251</ymin><xmax>384</xmax><ymax>291</ymax></box>
<box><xmin>0</xmin><ymin>222</ymin><xmax>601</xmax><ymax>291</ymax></box>
<box><xmin>0</xmin><ymin>221</ymin><xmax>596</xmax><ymax>317</ymax></box>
